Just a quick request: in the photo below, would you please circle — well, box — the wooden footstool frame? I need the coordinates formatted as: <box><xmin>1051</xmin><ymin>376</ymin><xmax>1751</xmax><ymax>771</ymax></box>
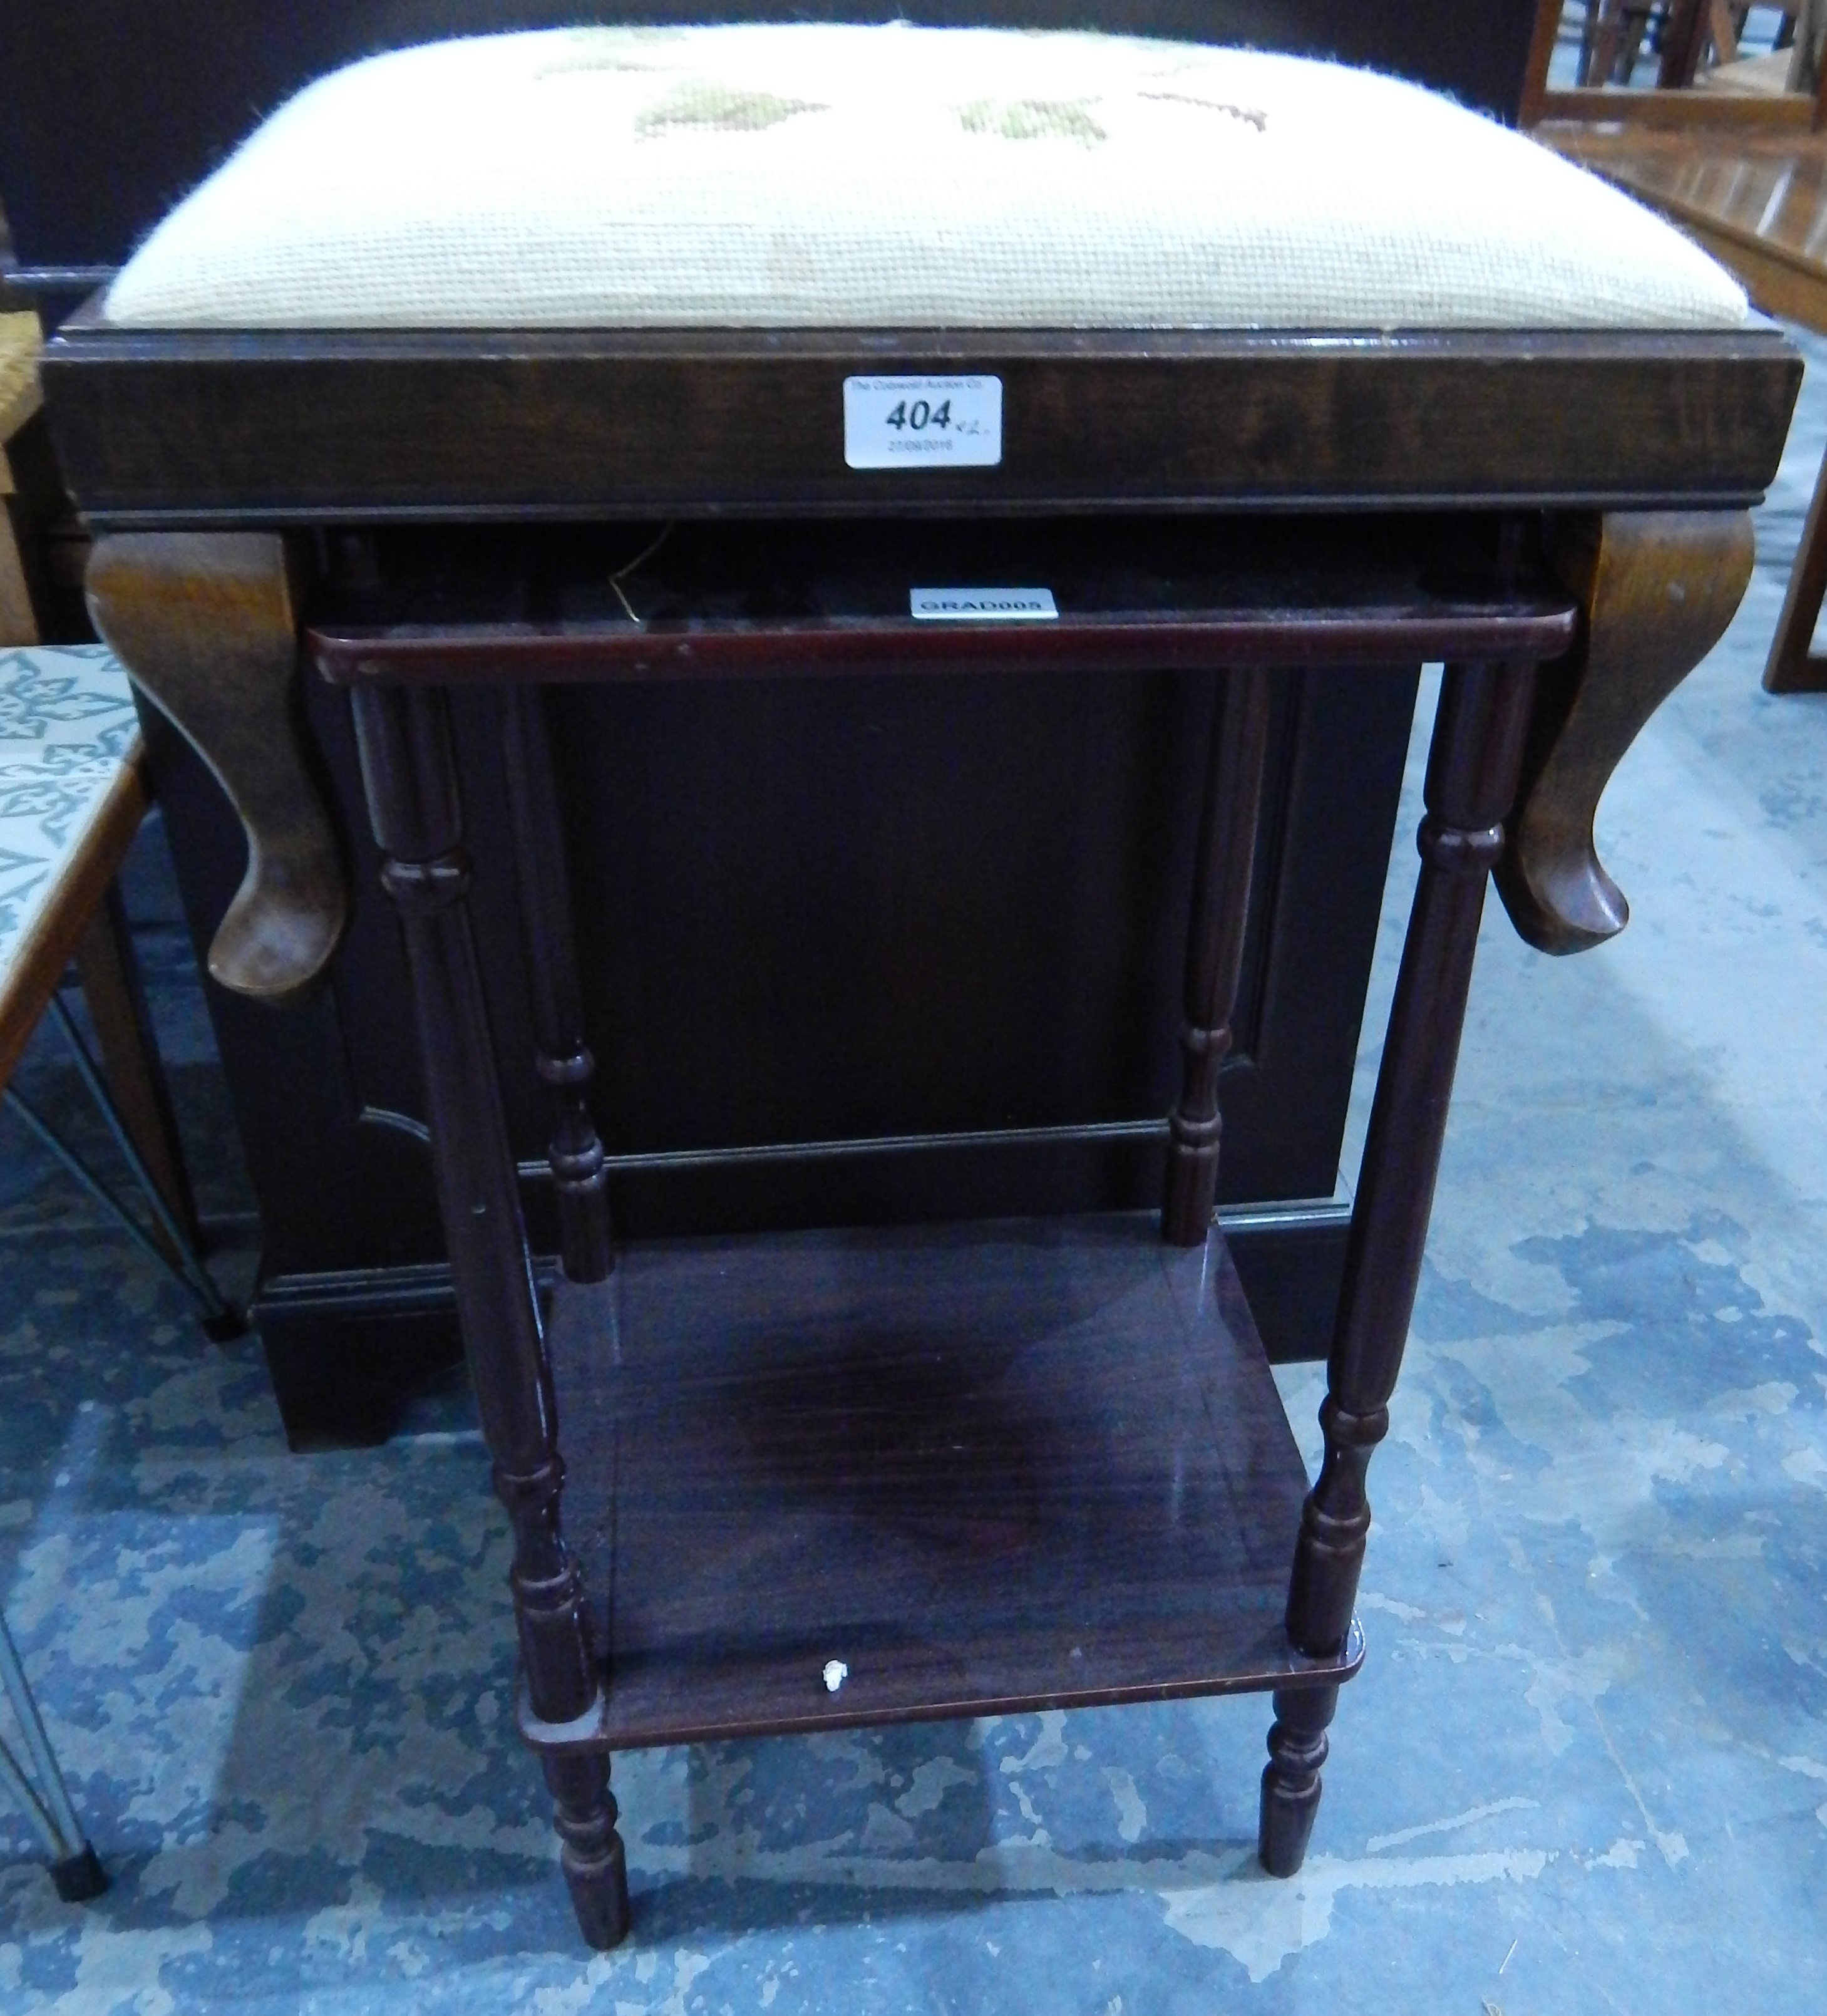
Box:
<box><xmin>44</xmin><ymin>319</ymin><xmax>1796</xmax><ymax>1946</ymax></box>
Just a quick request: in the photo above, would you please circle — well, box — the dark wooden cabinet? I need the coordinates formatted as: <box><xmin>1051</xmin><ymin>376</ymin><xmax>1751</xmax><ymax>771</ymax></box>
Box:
<box><xmin>3</xmin><ymin>2</ymin><xmax>1541</xmax><ymax>1443</ymax></box>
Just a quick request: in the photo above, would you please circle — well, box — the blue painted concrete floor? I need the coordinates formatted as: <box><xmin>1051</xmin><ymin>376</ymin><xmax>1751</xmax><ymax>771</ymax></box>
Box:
<box><xmin>8</xmin><ymin>337</ymin><xmax>1827</xmax><ymax>2014</ymax></box>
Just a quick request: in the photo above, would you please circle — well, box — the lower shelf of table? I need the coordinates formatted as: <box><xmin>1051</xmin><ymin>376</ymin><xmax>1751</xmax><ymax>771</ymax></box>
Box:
<box><xmin>545</xmin><ymin>1212</ymin><xmax>1358</xmax><ymax>1753</ymax></box>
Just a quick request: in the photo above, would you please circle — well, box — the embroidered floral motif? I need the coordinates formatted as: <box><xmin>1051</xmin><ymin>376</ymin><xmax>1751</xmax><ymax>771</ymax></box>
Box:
<box><xmin>956</xmin><ymin>98</ymin><xmax>1106</xmax><ymax>146</ymax></box>
<box><xmin>533</xmin><ymin>24</ymin><xmax>692</xmax><ymax>78</ymax></box>
<box><xmin>1138</xmin><ymin>91</ymin><xmax>1267</xmax><ymax>132</ymax></box>
<box><xmin>636</xmin><ymin>80</ymin><xmax>826</xmax><ymax>137</ymax></box>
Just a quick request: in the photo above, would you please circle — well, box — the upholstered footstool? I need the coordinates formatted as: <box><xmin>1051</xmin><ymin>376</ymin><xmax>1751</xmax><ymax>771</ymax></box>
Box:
<box><xmin>43</xmin><ymin>24</ymin><xmax>1796</xmax><ymax>1948</ymax></box>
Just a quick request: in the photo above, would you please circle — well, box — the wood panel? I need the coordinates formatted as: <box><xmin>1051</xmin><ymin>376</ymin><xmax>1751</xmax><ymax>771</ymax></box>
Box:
<box><xmin>43</xmin><ymin>326</ymin><xmax>1799</xmax><ymax>522</ymax></box>
<box><xmin>545</xmin><ymin>1215</ymin><xmax>1359</xmax><ymax>1749</ymax></box>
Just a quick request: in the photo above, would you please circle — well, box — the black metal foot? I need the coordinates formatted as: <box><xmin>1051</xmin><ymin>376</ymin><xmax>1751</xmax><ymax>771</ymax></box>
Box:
<box><xmin>50</xmin><ymin>1843</ymin><xmax>107</xmax><ymax>1903</ymax></box>
<box><xmin>202</xmin><ymin>1306</ymin><xmax>250</xmax><ymax>1345</ymax></box>
<box><xmin>1258</xmin><ymin>1683</ymin><xmax>1338</xmax><ymax>1877</ymax></box>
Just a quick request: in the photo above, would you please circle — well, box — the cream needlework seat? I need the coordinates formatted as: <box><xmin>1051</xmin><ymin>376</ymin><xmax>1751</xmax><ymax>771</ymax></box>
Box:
<box><xmin>102</xmin><ymin>23</ymin><xmax>1749</xmax><ymax>333</ymax></box>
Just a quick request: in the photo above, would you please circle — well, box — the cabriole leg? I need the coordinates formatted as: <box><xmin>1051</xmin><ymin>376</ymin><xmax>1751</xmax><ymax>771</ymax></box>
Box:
<box><xmin>1263</xmin><ymin>656</ymin><xmax>1536</xmax><ymax>1874</ymax></box>
<box><xmin>1498</xmin><ymin>510</ymin><xmax>1753</xmax><ymax>946</ymax></box>
<box><xmin>349</xmin><ymin>681</ymin><xmax>629</xmax><ymax>1948</ymax></box>
<box><xmin>85</xmin><ymin>532</ymin><xmax>346</xmax><ymax>1003</ymax></box>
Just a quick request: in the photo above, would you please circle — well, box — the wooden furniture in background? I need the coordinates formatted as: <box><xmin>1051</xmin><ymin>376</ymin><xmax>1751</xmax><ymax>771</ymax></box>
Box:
<box><xmin>0</xmin><ymin>638</ymin><xmax>264</xmax><ymax>1901</ymax></box>
<box><xmin>1</xmin><ymin>311</ymin><xmax>44</xmax><ymax>644</ymax></box>
<box><xmin>1527</xmin><ymin>1</ymin><xmax>1827</xmax><ymax>688</ymax></box>
<box><xmin>1523</xmin><ymin>0</ymin><xmax>1827</xmax><ymax>123</ymax></box>
<box><xmin>0</xmin><ymin>312</ymin><xmax>87</xmax><ymax>648</ymax></box>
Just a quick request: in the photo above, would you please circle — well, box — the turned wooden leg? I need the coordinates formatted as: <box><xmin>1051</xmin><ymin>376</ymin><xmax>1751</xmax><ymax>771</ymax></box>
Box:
<box><xmin>1657</xmin><ymin>0</ymin><xmax>1712</xmax><ymax>85</ymax></box>
<box><xmin>1497</xmin><ymin>510</ymin><xmax>1753</xmax><ymax>949</ymax></box>
<box><xmin>1258</xmin><ymin>1683</ymin><xmax>1338</xmax><ymax>1878</ymax></box>
<box><xmin>1162</xmin><ymin>664</ymin><xmax>1272</xmax><ymax>1244</ymax></box>
<box><xmin>540</xmin><ymin>1750</ymin><xmax>628</xmax><ymax>1948</ymax></box>
<box><xmin>1264</xmin><ymin>657</ymin><xmax>1536</xmax><ymax>1874</ymax></box>
<box><xmin>1765</xmin><ymin>451</ymin><xmax>1827</xmax><ymax>693</ymax></box>
<box><xmin>85</xmin><ymin>532</ymin><xmax>346</xmax><ymax>1003</ymax></box>
<box><xmin>349</xmin><ymin>681</ymin><xmax>629</xmax><ymax>1950</ymax></box>
<box><xmin>498</xmin><ymin>686</ymin><xmax>614</xmax><ymax>1284</ymax></box>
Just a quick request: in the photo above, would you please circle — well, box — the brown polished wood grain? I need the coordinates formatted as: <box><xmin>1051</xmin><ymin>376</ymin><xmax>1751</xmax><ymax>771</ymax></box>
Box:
<box><xmin>349</xmin><ymin>675</ymin><xmax>629</xmax><ymax>1947</ymax></box>
<box><xmin>43</xmin><ymin>324</ymin><xmax>1797</xmax><ymax>524</ymax></box>
<box><xmin>1534</xmin><ymin>116</ymin><xmax>1827</xmax><ymax>691</ymax></box>
<box><xmin>1498</xmin><ymin>509</ymin><xmax>1756</xmax><ymax>952</ymax></box>
<box><xmin>85</xmin><ymin>532</ymin><xmax>346</xmax><ymax>1001</ymax></box>
<box><xmin>1540</xmin><ymin>118</ymin><xmax>1827</xmax><ymax>319</ymax></box>
<box><xmin>547</xmin><ymin>1216</ymin><xmax>1360</xmax><ymax>1752</ymax></box>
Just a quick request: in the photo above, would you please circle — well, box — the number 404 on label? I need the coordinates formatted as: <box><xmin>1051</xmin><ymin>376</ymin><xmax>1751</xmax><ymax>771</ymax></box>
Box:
<box><xmin>844</xmin><ymin>376</ymin><xmax>1003</xmax><ymax>470</ymax></box>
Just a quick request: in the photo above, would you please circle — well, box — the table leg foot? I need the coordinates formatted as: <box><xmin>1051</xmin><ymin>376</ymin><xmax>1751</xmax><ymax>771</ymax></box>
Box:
<box><xmin>49</xmin><ymin>1843</ymin><xmax>108</xmax><ymax>1904</ymax></box>
<box><xmin>1257</xmin><ymin>1683</ymin><xmax>1337</xmax><ymax>1878</ymax></box>
<box><xmin>545</xmin><ymin>1752</ymin><xmax>630</xmax><ymax>1948</ymax></box>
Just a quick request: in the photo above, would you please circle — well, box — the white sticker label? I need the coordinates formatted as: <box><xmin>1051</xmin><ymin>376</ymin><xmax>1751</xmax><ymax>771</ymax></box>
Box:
<box><xmin>844</xmin><ymin>375</ymin><xmax>1002</xmax><ymax>469</ymax></box>
<box><xmin>910</xmin><ymin>587</ymin><xmax>1058</xmax><ymax>622</ymax></box>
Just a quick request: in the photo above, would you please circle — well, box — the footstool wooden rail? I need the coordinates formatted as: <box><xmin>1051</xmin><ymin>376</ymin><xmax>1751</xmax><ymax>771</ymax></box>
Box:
<box><xmin>39</xmin><ymin>23</ymin><xmax>1798</xmax><ymax>1948</ymax></box>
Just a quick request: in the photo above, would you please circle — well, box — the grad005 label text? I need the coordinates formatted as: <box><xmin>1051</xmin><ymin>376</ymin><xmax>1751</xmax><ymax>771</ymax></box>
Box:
<box><xmin>843</xmin><ymin>376</ymin><xmax>1002</xmax><ymax>470</ymax></box>
<box><xmin>909</xmin><ymin>587</ymin><xmax>1058</xmax><ymax>621</ymax></box>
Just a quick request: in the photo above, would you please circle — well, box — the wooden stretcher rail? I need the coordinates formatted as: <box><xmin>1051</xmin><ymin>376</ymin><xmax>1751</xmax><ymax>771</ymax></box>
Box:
<box><xmin>306</xmin><ymin>514</ymin><xmax>1581</xmax><ymax>684</ymax></box>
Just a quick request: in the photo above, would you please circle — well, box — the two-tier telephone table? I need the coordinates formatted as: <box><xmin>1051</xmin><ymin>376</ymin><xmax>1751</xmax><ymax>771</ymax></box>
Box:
<box><xmin>41</xmin><ymin>24</ymin><xmax>1798</xmax><ymax>1947</ymax></box>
